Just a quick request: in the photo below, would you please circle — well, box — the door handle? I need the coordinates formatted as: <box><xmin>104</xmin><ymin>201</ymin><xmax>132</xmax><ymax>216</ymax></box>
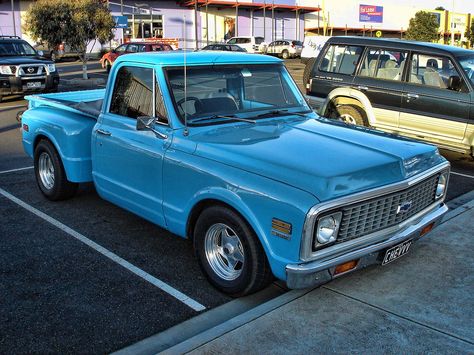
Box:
<box><xmin>357</xmin><ymin>85</ymin><xmax>368</xmax><ymax>91</ymax></box>
<box><xmin>96</xmin><ymin>129</ymin><xmax>111</xmax><ymax>136</ymax></box>
<box><xmin>406</xmin><ymin>93</ymin><xmax>419</xmax><ymax>100</ymax></box>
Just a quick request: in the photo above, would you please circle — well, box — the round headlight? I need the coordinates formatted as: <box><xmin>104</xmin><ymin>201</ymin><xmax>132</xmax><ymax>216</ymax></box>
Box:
<box><xmin>317</xmin><ymin>216</ymin><xmax>337</xmax><ymax>244</ymax></box>
<box><xmin>436</xmin><ymin>173</ymin><xmax>448</xmax><ymax>199</ymax></box>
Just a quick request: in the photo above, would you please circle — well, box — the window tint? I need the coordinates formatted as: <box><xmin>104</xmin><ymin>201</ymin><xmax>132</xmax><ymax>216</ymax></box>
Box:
<box><xmin>244</xmin><ymin>68</ymin><xmax>299</xmax><ymax>106</ymax></box>
<box><xmin>358</xmin><ymin>48</ymin><xmax>407</xmax><ymax>81</ymax></box>
<box><xmin>319</xmin><ymin>45</ymin><xmax>363</xmax><ymax>75</ymax></box>
<box><xmin>227</xmin><ymin>38</ymin><xmax>237</xmax><ymax>44</ymax></box>
<box><xmin>151</xmin><ymin>44</ymin><xmax>163</xmax><ymax>51</ymax></box>
<box><xmin>255</xmin><ymin>37</ymin><xmax>264</xmax><ymax>44</ymax></box>
<box><xmin>138</xmin><ymin>44</ymin><xmax>147</xmax><ymax>52</ymax></box>
<box><xmin>237</xmin><ymin>38</ymin><xmax>251</xmax><ymax>44</ymax></box>
<box><xmin>164</xmin><ymin>45</ymin><xmax>172</xmax><ymax>51</ymax></box>
<box><xmin>409</xmin><ymin>53</ymin><xmax>465</xmax><ymax>90</ymax></box>
<box><xmin>292</xmin><ymin>41</ymin><xmax>302</xmax><ymax>46</ymax></box>
<box><xmin>110</xmin><ymin>66</ymin><xmax>154</xmax><ymax>119</ymax></box>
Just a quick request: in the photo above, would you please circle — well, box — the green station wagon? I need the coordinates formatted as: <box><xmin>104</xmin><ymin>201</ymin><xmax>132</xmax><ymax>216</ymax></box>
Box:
<box><xmin>305</xmin><ymin>37</ymin><xmax>474</xmax><ymax>158</ymax></box>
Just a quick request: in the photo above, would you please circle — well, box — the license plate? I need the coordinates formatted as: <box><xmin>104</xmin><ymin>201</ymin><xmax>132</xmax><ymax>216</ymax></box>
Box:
<box><xmin>27</xmin><ymin>82</ymin><xmax>41</xmax><ymax>89</ymax></box>
<box><xmin>382</xmin><ymin>240</ymin><xmax>412</xmax><ymax>265</ymax></box>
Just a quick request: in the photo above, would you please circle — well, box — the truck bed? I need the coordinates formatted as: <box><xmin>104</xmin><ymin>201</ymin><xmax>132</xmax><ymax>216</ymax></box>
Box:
<box><xmin>25</xmin><ymin>89</ymin><xmax>106</xmax><ymax>119</ymax></box>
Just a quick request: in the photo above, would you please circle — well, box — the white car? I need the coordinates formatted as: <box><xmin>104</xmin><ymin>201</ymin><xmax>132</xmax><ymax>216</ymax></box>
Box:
<box><xmin>265</xmin><ymin>40</ymin><xmax>302</xmax><ymax>59</ymax></box>
<box><xmin>301</xmin><ymin>35</ymin><xmax>331</xmax><ymax>64</ymax></box>
<box><xmin>226</xmin><ymin>36</ymin><xmax>265</xmax><ymax>53</ymax></box>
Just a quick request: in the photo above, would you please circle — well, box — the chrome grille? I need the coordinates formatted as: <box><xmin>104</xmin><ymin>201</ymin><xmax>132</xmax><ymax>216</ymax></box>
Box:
<box><xmin>18</xmin><ymin>65</ymin><xmax>44</xmax><ymax>76</ymax></box>
<box><xmin>336</xmin><ymin>174</ymin><xmax>440</xmax><ymax>243</ymax></box>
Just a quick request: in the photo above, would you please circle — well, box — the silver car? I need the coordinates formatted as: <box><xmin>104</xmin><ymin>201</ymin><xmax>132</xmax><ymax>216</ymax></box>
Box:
<box><xmin>265</xmin><ymin>40</ymin><xmax>302</xmax><ymax>59</ymax></box>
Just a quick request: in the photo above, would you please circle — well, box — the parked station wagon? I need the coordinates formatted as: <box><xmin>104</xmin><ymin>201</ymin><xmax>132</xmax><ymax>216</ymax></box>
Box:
<box><xmin>305</xmin><ymin>37</ymin><xmax>474</xmax><ymax>158</ymax></box>
<box><xmin>21</xmin><ymin>51</ymin><xmax>449</xmax><ymax>296</ymax></box>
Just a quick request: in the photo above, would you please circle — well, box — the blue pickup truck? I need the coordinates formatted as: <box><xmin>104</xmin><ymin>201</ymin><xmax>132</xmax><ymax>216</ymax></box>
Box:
<box><xmin>21</xmin><ymin>51</ymin><xmax>450</xmax><ymax>296</ymax></box>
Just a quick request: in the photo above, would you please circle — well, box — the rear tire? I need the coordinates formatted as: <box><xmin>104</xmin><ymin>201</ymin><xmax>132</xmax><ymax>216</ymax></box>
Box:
<box><xmin>34</xmin><ymin>139</ymin><xmax>78</xmax><ymax>201</ymax></box>
<box><xmin>328</xmin><ymin>103</ymin><xmax>369</xmax><ymax>127</ymax></box>
<box><xmin>281</xmin><ymin>50</ymin><xmax>290</xmax><ymax>59</ymax></box>
<box><xmin>303</xmin><ymin>57</ymin><xmax>317</xmax><ymax>87</ymax></box>
<box><xmin>193</xmin><ymin>205</ymin><xmax>273</xmax><ymax>297</ymax></box>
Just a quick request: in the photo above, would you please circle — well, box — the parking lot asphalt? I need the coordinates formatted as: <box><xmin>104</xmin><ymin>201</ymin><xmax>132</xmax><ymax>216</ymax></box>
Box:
<box><xmin>1</xmin><ymin>58</ymin><xmax>474</xmax><ymax>353</ymax></box>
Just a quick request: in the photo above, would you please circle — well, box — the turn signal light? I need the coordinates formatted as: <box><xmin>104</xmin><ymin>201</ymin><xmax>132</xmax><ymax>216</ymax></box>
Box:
<box><xmin>334</xmin><ymin>259</ymin><xmax>359</xmax><ymax>275</ymax></box>
<box><xmin>22</xmin><ymin>124</ymin><xmax>29</xmax><ymax>132</ymax></box>
<box><xmin>420</xmin><ymin>223</ymin><xmax>434</xmax><ymax>237</ymax></box>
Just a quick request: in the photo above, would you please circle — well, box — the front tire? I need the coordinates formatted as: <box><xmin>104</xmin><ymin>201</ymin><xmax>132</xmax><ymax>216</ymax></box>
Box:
<box><xmin>34</xmin><ymin>139</ymin><xmax>78</xmax><ymax>201</ymax></box>
<box><xmin>194</xmin><ymin>206</ymin><xmax>273</xmax><ymax>296</ymax></box>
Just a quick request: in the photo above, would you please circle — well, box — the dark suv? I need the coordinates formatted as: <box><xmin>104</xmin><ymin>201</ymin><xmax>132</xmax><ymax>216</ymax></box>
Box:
<box><xmin>305</xmin><ymin>36</ymin><xmax>474</xmax><ymax>157</ymax></box>
<box><xmin>0</xmin><ymin>36</ymin><xmax>59</xmax><ymax>102</ymax></box>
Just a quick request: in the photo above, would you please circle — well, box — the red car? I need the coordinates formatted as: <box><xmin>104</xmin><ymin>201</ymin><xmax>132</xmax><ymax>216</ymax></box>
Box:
<box><xmin>100</xmin><ymin>42</ymin><xmax>173</xmax><ymax>72</ymax></box>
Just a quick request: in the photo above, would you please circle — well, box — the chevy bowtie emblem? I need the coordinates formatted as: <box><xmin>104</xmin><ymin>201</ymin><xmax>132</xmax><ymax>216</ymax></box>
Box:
<box><xmin>27</xmin><ymin>67</ymin><xmax>35</xmax><ymax>73</ymax></box>
<box><xmin>396</xmin><ymin>201</ymin><xmax>413</xmax><ymax>214</ymax></box>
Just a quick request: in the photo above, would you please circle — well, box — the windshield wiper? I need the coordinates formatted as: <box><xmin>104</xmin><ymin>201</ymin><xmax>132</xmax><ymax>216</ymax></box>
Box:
<box><xmin>256</xmin><ymin>109</ymin><xmax>313</xmax><ymax>119</ymax></box>
<box><xmin>189</xmin><ymin>114</ymin><xmax>256</xmax><ymax>124</ymax></box>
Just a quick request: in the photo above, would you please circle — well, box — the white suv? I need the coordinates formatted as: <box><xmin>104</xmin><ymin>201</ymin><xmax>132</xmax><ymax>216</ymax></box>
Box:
<box><xmin>226</xmin><ymin>36</ymin><xmax>265</xmax><ymax>53</ymax></box>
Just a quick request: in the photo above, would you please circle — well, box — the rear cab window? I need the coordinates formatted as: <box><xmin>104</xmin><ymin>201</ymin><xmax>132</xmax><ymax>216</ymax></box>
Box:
<box><xmin>319</xmin><ymin>44</ymin><xmax>363</xmax><ymax>75</ymax></box>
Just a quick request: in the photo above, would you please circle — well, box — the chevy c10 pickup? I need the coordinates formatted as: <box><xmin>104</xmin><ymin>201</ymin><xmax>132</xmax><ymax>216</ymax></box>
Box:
<box><xmin>21</xmin><ymin>51</ymin><xmax>450</xmax><ymax>296</ymax></box>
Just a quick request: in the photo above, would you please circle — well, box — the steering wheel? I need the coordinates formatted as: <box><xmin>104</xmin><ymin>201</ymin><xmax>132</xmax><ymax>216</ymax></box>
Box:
<box><xmin>176</xmin><ymin>96</ymin><xmax>203</xmax><ymax>115</ymax></box>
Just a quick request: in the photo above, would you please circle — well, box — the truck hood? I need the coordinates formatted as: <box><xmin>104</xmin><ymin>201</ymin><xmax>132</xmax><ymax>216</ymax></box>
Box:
<box><xmin>191</xmin><ymin>118</ymin><xmax>445</xmax><ymax>201</ymax></box>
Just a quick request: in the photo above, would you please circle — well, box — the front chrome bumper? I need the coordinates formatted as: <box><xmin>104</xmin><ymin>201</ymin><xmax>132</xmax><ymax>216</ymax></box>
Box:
<box><xmin>286</xmin><ymin>203</ymin><xmax>448</xmax><ymax>289</ymax></box>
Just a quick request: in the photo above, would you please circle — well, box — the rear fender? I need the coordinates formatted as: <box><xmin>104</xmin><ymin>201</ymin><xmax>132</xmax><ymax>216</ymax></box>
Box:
<box><xmin>22</xmin><ymin>106</ymin><xmax>95</xmax><ymax>183</ymax></box>
<box><xmin>322</xmin><ymin>88</ymin><xmax>376</xmax><ymax>126</ymax></box>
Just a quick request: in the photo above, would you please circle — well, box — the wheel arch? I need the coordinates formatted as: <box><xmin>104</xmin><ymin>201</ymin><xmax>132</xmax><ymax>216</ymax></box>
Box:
<box><xmin>321</xmin><ymin>88</ymin><xmax>376</xmax><ymax>126</ymax></box>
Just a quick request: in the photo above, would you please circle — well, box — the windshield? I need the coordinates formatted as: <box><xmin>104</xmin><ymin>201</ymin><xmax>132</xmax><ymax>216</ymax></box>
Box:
<box><xmin>458</xmin><ymin>55</ymin><xmax>474</xmax><ymax>85</ymax></box>
<box><xmin>0</xmin><ymin>41</ymin><xmax>37</xmax><ymax>56</ymax></box>
<box><xmin>166</xmin><ymin>64</ymin><xmax>309</xmax><ymax>125</ymax></box>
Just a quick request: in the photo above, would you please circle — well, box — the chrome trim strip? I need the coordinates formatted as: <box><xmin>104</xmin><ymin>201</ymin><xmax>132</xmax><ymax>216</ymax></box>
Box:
<box><xmin>301</xmin><ymin>161</ymin><xmax>450</xmax><ymax>261</ymax></box>
<box><xmin>287</xmin><ymin>203</ymin><xmax>447</xmax><ymax>288</ymax></box>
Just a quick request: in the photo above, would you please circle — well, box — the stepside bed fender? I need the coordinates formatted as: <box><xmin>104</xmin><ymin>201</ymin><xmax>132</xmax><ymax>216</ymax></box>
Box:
<box><xmin>21</xmin><ymin>106</ymin><xmax>96</xmax><ymax>183</ymax></box>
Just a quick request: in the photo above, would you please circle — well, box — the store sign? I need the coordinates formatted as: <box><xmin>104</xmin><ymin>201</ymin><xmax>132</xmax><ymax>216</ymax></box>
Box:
<box><xmin>359</xmin><ymin>5</ymin><xmax>383</xmax><ymax>23</ymax></box>
<box><xmin>113</xmin><ymin>15</ymin><xmax>128</xmax><ymax>29</ymax></box>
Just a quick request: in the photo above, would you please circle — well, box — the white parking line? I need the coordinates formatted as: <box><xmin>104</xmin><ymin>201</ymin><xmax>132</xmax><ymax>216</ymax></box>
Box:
<box><xmin>0</xmin><ymin>187</ymin><xmax>206</xmax><ymax>312</ymax></box>
<box><xmin>451</xmin><ymin>171</ymin><xmax>474</xmax><ymax>179</ymax></box>
<box><xmin>0</xmin><ymin>166</ymin><xmax>34</xmax><ymax>174</ymax></box>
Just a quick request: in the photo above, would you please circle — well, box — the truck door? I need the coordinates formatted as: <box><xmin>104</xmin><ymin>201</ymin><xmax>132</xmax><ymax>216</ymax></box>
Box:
<box><xmin>92</xmin><ymin>64</ymin><xmax>171</xmax><ymax>227</ymax></box>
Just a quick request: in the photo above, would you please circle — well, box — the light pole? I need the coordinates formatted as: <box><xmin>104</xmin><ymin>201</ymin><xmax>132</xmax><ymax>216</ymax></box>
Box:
<box><xmin>11</xmin><ymin>0</ymin><xmax>16</xmax><ymax>37</ymax></box>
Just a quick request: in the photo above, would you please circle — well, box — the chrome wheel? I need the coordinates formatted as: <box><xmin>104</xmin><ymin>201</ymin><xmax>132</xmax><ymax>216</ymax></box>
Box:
<box><xmin>38</xmin><ymin>152</ymin><xmax>55</xmax><ymax>190</ymax></box>
<box><xmin>339</xmin><ymin>113</ymin><xmax>357</xmax><ymax>125</ymax></box>
<box><xmin>204</xmin><ymin>223</ymin><xmax>245</xmax><ymax>281</ymax></box>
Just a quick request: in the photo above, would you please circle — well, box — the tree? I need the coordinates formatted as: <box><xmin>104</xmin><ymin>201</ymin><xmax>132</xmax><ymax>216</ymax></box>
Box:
<box><xmin>435</xmin><ymin>6</ymin><xmax>445</xmax><ymax>11</ymax></box>
<box><xmin>405</xmin><ymin>11</ymin><xmax>439</xmax><ymax>43</ymax></box>
<box><xmin>25</xmin><ymin>0</ymin><xmax>115</xmax><ymax>79</ymax></box>
<box><xmin>465</xmin><ymin>19</ymin><xmax>474</xmax><ymax>47</ymax></box>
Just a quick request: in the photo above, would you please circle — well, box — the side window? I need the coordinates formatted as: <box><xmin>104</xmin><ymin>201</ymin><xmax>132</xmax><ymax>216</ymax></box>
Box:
<box><xmin>115</xmin><ymin>44</ymin><xmax>127</xmax><ymax>54</ymax></box>
<box><xmin>110</xmin><ymin>66</ymin><xmax>154</xmax><ymax>119</ymax></box>
<box><xmin>255</xmin><ymin>37</ymin><xmax>264</xmax><ymax>45</ymax></box>
<box><xmin>358</xmin><ymin>48</ymin><xmax>407</xmax><ymax>81</ymax></box>
<box><xmin>127</xmin><ymin>44</ymin><xmax>138</xmax><ymax>53</ymax></box>
<box><xmin>319</xmin><ymin>45</ymin><xmax>363</xmax><ymax>75</ymax></box>
<box><xmin>409</xmin><ymin>53</ymin><xmax>465</xmax><ymax>91</ymax></box>
<box><xmin>138</xmin><ymin>44</ymin><xmax>147</xmax><ymax>52</ymax></box>
<box><xmin>227</xmin><ymin>38</ymin><xmax>237</xmax><ymax>44</ymax></box>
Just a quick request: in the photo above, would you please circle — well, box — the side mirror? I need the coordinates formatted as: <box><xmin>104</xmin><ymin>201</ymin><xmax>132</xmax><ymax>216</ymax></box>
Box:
<box><xmin>37</xmin><ymin>50</ymin><xmax>44</xmax><ymax>56</ymax></box>
<box><xmin>137</xmin><ymin>116</ymin><xmax>167</xmax><ymax>139</ymax></box>
<box><xmin>448</xmin><ymin>75</ymin><xmax>462</xmax><ymax>91</ymax></box>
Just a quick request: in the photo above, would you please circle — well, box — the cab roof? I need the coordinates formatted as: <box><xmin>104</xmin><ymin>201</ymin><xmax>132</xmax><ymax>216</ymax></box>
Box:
<box><xmin>115</xmin><ymin>51</ymin><xmax>282</xmax><ymax>66</ymax></box>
